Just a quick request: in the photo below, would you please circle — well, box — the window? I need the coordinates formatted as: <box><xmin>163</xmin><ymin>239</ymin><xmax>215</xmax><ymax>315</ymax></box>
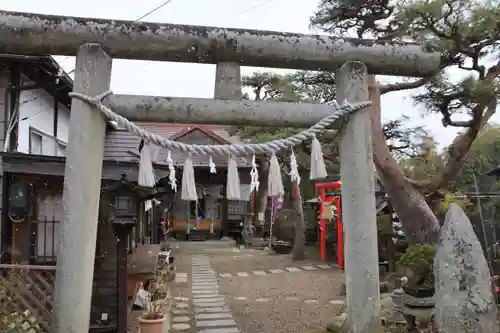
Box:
<box><xmin>29</xmin><ymin>127</ymin><xmax>67</xmax><ymax>157</ymax></box>
<box><xmin>30</xmin><ymin>131</ymin><xmax>43</xmax><ymax>155</ymax></box>
<box><xmin>57</xmin><ymin>142</ymin><xmax>66</xmax><ymax>157</ymax></box>
<box><xmin>34</xmin><ymin>195</ymin><xmax>62</xmax><ymax>263</ymax></box>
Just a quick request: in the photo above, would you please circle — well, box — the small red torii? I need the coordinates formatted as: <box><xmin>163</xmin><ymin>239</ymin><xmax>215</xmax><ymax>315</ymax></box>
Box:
<box><xmin>315</xmin><ymin>181</ymin><xmax>343</xmax><ymax>269</ymax></box>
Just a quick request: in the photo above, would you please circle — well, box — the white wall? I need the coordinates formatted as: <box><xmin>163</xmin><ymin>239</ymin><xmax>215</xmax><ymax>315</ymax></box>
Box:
<box><xmin>16</xmin><ymin>89</ymin><xmax>70</xmax><ymax>156</ymax></box>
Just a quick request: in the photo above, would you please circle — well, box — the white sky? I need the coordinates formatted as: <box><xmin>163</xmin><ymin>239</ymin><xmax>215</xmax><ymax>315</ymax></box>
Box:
<box><xmin>3</xmin><ymin>0</ymin><xmax>493</xmax><ymax>148</ymax></box>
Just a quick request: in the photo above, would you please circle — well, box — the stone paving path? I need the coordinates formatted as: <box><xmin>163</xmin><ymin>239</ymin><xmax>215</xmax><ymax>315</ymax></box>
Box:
<box><xmin>168</xmin><ymin>241</ymin><xmax>347</xmax><ymax>333</ymax></box>
<box><xmin>175</xmin><ymin>272</ymin><xmax>188</xmax><ymax>283</ymax></box>
<box><xmin>175</xmin><ymin>263</ymin><xmax>336</xmax><ymax>281</ymax></box>
<box><xmin>171</xmin><ymin>254</ymin><xmax>240</xmax><ymax>333</ymax></box>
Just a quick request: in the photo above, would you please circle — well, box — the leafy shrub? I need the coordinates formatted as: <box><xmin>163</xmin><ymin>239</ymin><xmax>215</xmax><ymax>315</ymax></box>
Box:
<box><xmin>398</xmin><ymin>244</ymin><xmax>437</xmax><ymax>289</ymax></box>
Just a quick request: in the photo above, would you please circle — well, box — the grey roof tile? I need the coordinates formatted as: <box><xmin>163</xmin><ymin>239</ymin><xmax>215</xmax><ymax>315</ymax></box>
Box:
<box><xmin>104</xmin><ymin>123</ymin><xmax>251</xmax><ymax>167</ymax></box>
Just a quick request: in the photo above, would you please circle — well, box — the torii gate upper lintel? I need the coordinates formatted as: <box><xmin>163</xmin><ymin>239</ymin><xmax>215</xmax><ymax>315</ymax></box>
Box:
<box><xmin>0</xmin><ymin>10</ymin><xmax>439</xmax><ymax>77</ymax></box>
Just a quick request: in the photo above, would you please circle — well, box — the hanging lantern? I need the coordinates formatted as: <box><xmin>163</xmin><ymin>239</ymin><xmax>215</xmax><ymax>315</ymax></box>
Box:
<box><xmin>320</xmin><ymin>199</ymin><xmax>337</xmax><ymax>220</ymax></box>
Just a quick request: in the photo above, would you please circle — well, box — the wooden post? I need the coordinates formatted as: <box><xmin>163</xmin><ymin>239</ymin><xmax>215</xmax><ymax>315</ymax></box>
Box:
<box><xmin>52</xmin><ymin>44</ymin><xmax>112</xmax><ymax>333</ymax></box>
<box><xmin>214</xmin><ymin>62</ymin><xmax>241</xmax><ymax>239</ymax></box>
<box><xmin>337</xmin><ymin>61</ymin><xmax>381</xmax><ymax>333</ymax></box>
<box><xmin>112</xmin><ymin>223</ymin><xmax>134</xmax><ymax>333</ymax></box>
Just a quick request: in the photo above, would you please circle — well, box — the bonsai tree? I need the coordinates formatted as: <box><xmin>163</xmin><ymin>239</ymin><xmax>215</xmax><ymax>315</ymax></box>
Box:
<box><xmin>398</xmin><ymin>244</ymin><xmax>437</xmax><ymax>294</ymax></box>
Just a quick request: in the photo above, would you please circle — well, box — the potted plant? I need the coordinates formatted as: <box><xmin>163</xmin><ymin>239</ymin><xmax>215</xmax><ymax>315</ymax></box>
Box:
<box><xmin>397</xmin><ymin>243</ymin><xmax>437</xmax><ymax>298</ymax></box>
<box><xmin>137</xmin><ymin>301</ymin><xmax>165</xmax><ymax>333</ymax></box>
<box><xmin>138</xmin><ymin>257</ymin><xmax>169</xmax><ymax>333</ymax></box>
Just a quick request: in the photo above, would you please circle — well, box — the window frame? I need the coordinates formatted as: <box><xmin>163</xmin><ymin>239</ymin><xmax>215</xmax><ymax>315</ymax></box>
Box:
<box><xmin>31</xmin><ymin>194</ymin><xmax>62</xmax><ymax>265</ymax></box>
<box><xmin>29</xmin><ymin>128</ymin><xmax>43</xmax><ymax>155</ymax></box>
<box><xmin>28</xmin><ymin>126</ymin><xmax>68</xmax><ymax>157</ymax></box>
<box><xmin>56</xmin><ymin>141</ymin><xmax>67</xmax><ymax>157</ymax></box>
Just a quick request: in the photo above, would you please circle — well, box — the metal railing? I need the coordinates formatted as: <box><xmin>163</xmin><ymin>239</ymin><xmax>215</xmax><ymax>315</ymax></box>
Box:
<box><xmin>29</xmin><ymin>218</ymin><xmax>60</xmax><ymax>265</ymax></box>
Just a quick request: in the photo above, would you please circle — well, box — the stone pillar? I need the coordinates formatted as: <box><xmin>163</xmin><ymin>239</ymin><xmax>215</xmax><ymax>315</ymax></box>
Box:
<box><xmin>52</xmin><ymin>44</ymin><xmax>112</xmax><ymax>333</ymax></box>
<box><xmin>214</xmin><ymin>63</ymin><xmax>242</xmax><ymax>100</ymax></box>
<box><xmin>435</xmin><ymin>203</ymin><xmax>498</xmax><ymax>333</ymax></box>
<box><xmin>214</xmin><ymin>62</ymin><xmax>241</xmax><ymax>238</ymax></box>
<box><xmin>337</xmin><ymin>61</ymin><xmax>381</xmax><ymax>333</ymax></box>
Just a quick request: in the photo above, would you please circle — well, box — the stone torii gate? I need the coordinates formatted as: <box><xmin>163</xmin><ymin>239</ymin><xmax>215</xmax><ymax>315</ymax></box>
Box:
<box><xmin>0</xmin><ymin>10</ymin><xmax>440</xmax><ymax>333</ymax></box>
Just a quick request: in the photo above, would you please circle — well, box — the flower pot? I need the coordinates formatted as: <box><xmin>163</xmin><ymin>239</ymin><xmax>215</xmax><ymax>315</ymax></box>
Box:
<box><xmin>138</xmin><ymin>315</ymin><xmax>165</xmax><ymax>333</ymax></box>
<box><xmin>271</xmin><ymin>241</ymin><xmax>292</xmax><ymax>254</ymax></box>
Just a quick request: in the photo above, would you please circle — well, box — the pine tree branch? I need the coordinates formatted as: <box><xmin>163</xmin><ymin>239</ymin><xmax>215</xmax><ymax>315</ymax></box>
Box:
<box><xmin>379</xmin><ymin>77</ymin><xmax>431</xmax><ymax>95</ymax></box>
<box><xmin>412</xmin><ymin>60</ymin><xmax>500</xmax><ymax>193</ymax></box>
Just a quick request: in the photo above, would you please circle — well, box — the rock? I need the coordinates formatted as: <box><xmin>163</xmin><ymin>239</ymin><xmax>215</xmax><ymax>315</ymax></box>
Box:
<box><xmin>380</xmin><ymin>293</ymin><xmax>392</xmax><ymax>299</ymax></box>
<box><xmin>434</xmin><ymin>203</ymin><xmax>498</xmax><ymax>333</ymax></box>
<box><xmin>339</xmin><ymin>283</ymin><xmax>346</xmax><ymax>296</ymax></box>
<box><xmin>326</xmin><ymin>312</ymin><xmax>347</xmax><ymax>333</ymax></box>
<box><xmin>380</xmin><ymin>294</ymin><xmax>406</xmax><ymax>325</ymax></box>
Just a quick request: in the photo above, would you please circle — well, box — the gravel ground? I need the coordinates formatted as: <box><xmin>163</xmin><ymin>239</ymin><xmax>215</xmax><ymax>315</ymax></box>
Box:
<box><xmin>218</xmin><ymin>268</ymin><xmax>345</xmax><ymax>333</ymax></box>
<box><xmin>209</xmin><ymin>246</ymin><xmax>346</xmax><ymax>333</ymax></box>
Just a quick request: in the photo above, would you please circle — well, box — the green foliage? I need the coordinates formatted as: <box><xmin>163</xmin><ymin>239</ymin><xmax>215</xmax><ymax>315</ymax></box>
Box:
<box><xmin>398</xmin><ymin>244</ymin><xmax>436</xmax><ymax>272</ymax></box>
<box><xmin>440</xmin><ymin>192</ymin><xmax>473</xmax><ymax>213</ymax></box>
<box><xmin>398</xmin><ymin>244</ymin><xmax>437</xmax><ymax>288</ymax></box>
<box><xmin>452</xmin><ymin>124</ymin><xmax>500</xmax><ymax>192</ymax></box>
<box><xmin>400</xmin><ymin>136</ymin><xmax>444</xmax><ymax>180</ymax></box>
<box><xmin>377</xmin><ymin>213</ymin><xmax>393</xmax><ymax>234</ymax></box>
<box><xmin>398</xmin><ymin>123</ymin><xmax>500</xmax><ymax>195</ymax></box>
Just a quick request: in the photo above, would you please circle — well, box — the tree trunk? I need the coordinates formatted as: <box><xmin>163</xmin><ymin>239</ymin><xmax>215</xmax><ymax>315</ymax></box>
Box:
<box><xmin>368</xmin><ymin>76</ymin><xmax>440</xmax><ymax>244</ymax></box>
<box><xmin>257</xmin><ymin>156</ymin><xmax>270</xmax><ymax>235</ymax></box>
<box><xmin>291</xmin><ymin>182</ymin><xmax>306</xmax><ymax>261</ymax></box>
